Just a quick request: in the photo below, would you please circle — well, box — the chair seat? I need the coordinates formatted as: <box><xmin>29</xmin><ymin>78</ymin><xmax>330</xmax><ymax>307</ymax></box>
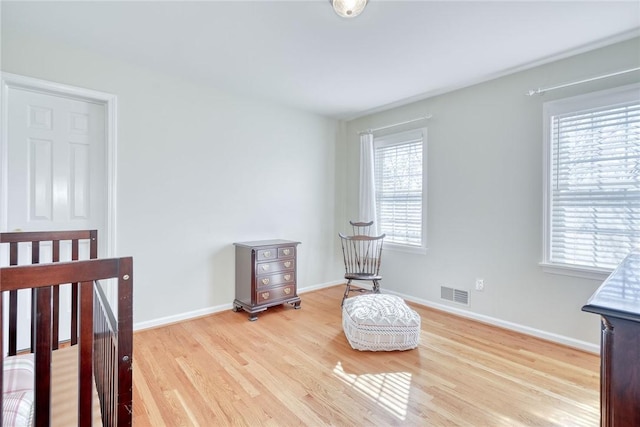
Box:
<box><xmin>344</xmin><ymin>273</ymin><xmax>382</xmax><ymax>281</ymax></box>
<box><xmin>342</xmin><ymin>294</ymin><xmax>421</xmax><ymax>351</ymax></box>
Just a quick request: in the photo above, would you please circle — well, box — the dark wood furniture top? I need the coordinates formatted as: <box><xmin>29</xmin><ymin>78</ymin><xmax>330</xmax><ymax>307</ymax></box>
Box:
<box><xmin>583</xmin><ymin>251</ymin><xmax>640</xmax><ymax>320</ymax></box>
<box><xmin>582</xmin><ymin>250</ymin><xmax>640</xmax><ymax>426</ymax></box>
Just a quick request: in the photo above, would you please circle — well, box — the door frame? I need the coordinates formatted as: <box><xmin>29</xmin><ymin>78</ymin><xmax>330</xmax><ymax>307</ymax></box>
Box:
<box><xmin>1</xmin><ymin>72</ymin><xmax>117</xmax><ymax>257</ymax></box>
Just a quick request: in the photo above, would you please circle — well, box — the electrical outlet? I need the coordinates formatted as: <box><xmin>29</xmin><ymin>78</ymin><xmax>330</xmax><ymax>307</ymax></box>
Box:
<box><xmin>475</xmin><ymin>279</ymin><xmax>484</xmax><ymax>291</ymax></box>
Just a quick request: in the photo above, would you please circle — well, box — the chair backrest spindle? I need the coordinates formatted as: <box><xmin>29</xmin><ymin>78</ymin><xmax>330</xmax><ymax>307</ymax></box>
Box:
<box><xmin>339</xmin><ymin>233</ymin><xmax>385</xmax><ymax>277</ymax></box>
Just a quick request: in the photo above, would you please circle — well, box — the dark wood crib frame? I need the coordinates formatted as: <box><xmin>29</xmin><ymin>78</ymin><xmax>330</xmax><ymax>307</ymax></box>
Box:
<box><xmin>0</xmin><ymin>230</ymin><xmax>133</xmax><ymax>427</ymax></box>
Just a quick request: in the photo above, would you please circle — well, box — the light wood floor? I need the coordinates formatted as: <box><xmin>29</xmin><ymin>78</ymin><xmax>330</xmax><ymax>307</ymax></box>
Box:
<box><xmin>132</xmin><ymin>286</ymin><xmax>600</xmax><ymax>426</ymax></box>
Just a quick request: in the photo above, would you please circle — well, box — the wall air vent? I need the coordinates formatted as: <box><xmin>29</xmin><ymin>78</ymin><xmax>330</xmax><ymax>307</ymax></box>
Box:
<box><xmin>440</xmin><ymin>286</ymin><xmax>469</xmax><ymax>305</ymax></box>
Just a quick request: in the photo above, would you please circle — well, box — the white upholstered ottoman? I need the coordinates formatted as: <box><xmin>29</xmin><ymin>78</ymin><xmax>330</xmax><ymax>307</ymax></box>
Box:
<box><xmin>342</xmin><ymin>294</ymin><xmax>421</xmax><ymax>351</ymax></box>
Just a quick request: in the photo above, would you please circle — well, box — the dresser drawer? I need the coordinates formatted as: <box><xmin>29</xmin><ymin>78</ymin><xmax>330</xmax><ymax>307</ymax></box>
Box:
<box><xmin>256</xmin><ymin>284</ymin><xmax>296</xmax><ymax>304</ymax></box>
<box><xmin>256</xmin><ymin>272</ymin><xmax>295</xmax><ymax>288</ymax></box>
<box><xmin>256</xmin><ymin>248</ymin><xmax>278</xmax><ymax>261</ymax></box>
<box><xmin>278</xmin><ymin>246</ymin><xmax>295</xmax><ymax>258</ymax></box>
<box><xmin>256</xmin><ymin>259</ymin><xmax>295</xmax><ymax>275</ymax></box>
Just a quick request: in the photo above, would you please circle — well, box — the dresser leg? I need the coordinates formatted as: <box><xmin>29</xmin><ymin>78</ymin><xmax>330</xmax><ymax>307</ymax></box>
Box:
<box><xmin>248</xmin><ymin>313</ymin><xmax>258</xmax><ymax>321</ymax></box>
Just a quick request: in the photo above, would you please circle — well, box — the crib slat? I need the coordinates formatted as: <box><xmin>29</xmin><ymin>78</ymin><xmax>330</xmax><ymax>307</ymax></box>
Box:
<box><xmin>90</xmin><ymin>230</ymin><xmax>98</xmax><ymax>259</ymax></box>
<box><xmin>74</xmin><ymin>231</ymin><xmax>97</xmax><ymax>347</ymax></box>
<box><xmin>71</xmin><ymin>238</ymin><xmax>80</xmax><ymax>346</ymax></box>
<box><xmin>31</xmin><ymin>241</ymin><xmax>40</xmax><ymax>353</ymax></box>
<box><xmin>52</xmin><ymin>239</ymin><xmax>60</xmax><ymax>263</ymax></box>
<box><xmin>79</xmin><ymin>280</ymin><xmax>94</xmax><ymax>425</ymax></box>
<box><xmin>34</xmin><ymin>286</ymin><xmax>52</xmax><ymax>427</ymax></box>
<box><xmin>8</xmin><ymin>291</ymin><xmax>18</xmax><ymax>356</ymax></box>
<box><xmin>8</xmin><ymin>242</ymin><xmax>18</xmax><ymax>356</ymax></box>
<box><xmin>31</xmin><ymin>241</ymin><xmax>39</xmax><ymax>265</ymax></box>
<box><xmin>9</xmin><ymin>241</ymin><xmax>18</xmax><ymax>266</ymax></box>
<box><xmin>52</xmin><ymin>240</ymin><xmax>60</xmax><ymax>350</ymax></box>
<box><xmin>52</xmin><ymin>285</ymin><xmax>60</xmax><ymax>351</ymax></box>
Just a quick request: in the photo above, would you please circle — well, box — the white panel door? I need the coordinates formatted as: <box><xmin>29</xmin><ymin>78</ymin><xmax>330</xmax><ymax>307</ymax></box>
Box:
<box><xmin>7</xmin><ymin>87</ymin><xmax>106</xmax><ymax>235</ymax></box>
<box><xmin>3</xmin><ymin>86</ymin><xmax>107</xmax><ymax>350</ymax></box>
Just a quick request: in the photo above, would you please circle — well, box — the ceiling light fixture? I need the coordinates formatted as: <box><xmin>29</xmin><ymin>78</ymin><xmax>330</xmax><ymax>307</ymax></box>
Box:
<box><xmin>330</xmin><ymin>0</ymin><xmax>368</xmax><ymax>18</ymax></box>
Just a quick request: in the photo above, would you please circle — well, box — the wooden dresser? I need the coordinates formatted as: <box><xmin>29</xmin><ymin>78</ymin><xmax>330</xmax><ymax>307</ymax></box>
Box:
<box><xmin>582</xmin><ymin>250</ymin><xmax>640</xmax><ymax>426</ymax></box>
<box><xmin>233</xmin><ymin>239</ymin><xmax>301</xmax><ymax>321</ymax></box>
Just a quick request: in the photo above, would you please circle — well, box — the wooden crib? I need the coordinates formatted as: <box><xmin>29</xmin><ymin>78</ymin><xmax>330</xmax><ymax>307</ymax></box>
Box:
<box><xmin>0</xmin><ymin>230</ymin><xmax>133</xmax><ymax>426</ymax></box>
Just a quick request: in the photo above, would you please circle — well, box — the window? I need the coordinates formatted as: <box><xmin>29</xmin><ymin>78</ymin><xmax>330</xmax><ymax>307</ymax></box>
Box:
<box><xmin>542</xmin><ymin>84</ymin><xmax>640</xmax><ymax>275</ymax></box>
<box><xmin>374</xmin><ymin>129</ymin><xmax>426</xmax><ymax>251</ymax></box>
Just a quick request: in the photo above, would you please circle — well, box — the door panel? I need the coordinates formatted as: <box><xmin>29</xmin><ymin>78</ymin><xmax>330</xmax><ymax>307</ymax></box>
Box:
<box><xmin>3</xmin><ymin>86</ymin><xmax>107</xmax><ymax>351</ymax></box>
<box><xmin>30</xmin><ymin>137</ymin><xmax>53</xmax><ymax>219</ymax></box>
<box><xmin>7</xmin><ymin>87</ymin><xmax>106</xmax><ymax>235</ymax></box>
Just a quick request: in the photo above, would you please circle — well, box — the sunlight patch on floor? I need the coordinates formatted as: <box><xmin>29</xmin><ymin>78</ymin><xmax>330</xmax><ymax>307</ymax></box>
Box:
<box><xmin>333</xmin><ymin>361</ymin><xmax>411</xmax><ymax>420</ymax></box>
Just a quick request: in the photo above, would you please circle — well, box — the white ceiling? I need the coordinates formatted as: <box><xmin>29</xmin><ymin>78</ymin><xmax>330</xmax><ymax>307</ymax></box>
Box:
<box><xmin>2</xmin><ymin>1</ymin><xmax>639</xmax><ymax>119</ymax></box>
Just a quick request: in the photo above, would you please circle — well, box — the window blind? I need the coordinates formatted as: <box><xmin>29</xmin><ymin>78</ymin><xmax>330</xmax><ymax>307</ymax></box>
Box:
<box><xmin>374</xmin><ymin>134</ymin><xmax>423</xmax><ymax>247</ymax></box>
<box><xmin>550</xmin><ymin>100</ymin><xmax>640</xmax><ymax>270</ymax></box>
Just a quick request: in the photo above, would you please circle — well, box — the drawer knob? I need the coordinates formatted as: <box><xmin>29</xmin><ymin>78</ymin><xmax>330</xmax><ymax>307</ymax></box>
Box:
<box><xmin>283</xmin><ymin>249</ymin><xmax>291</xmax><ymax>255</ymax></box>
<box><xmin>261</xmin><ymin>292</ymin><xmax>270</xmax><ymax>300</ymax></box>
<box><xmin>284</xmin><ymin>261</ymin><xmax>292</xmax><ymax>268</ymax></box>
<box><xmin>264</xmin><ymin>251</ymin><xmax>272</xmax><ymax>258</ymax></box>
<box><xmin>284</xmin><ymin>288</ymin><xmax>291</xmax><ymax>295</ymax></box>
<box><xmin>284</xmin><ymin>274</ymin><xmax>291</xmax><ymax>281</ymax></box>
<box><xmin>261</xmin><ymin>278</ymin><xmax>270</xmax><ymax>285</ymax></box>
<box><xmin>261</xmin><ymin>264</ymin><xmax>270</xmax><ymax>271</ymax></box>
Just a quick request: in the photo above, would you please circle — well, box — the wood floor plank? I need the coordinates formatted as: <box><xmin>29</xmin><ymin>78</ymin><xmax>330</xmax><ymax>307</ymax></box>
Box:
<box><xmin>132</xmin><ymin>285</ymin><xmax>599</xmax><ymax>426</ymax></box>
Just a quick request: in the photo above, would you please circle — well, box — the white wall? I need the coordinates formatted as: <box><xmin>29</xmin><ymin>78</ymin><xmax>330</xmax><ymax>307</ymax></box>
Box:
<box><xmin>3</xmin><ymin>20</ymin><xmax>639</xmax><ymax>349</ymax></box>
<box><xmin>342</xmin><ymin>37</ymin><xmax>640</xmax><ymax>349</ymax></box>
<box><xmin>1</xmin><ymin>32</ymin><xmax>344</xmax><ymax>326</ymax></box>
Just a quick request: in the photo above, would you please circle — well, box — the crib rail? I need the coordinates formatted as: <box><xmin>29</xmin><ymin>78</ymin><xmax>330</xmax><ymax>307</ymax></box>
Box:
<box><xmin>0</xmin><ymin>257</ymin><xmax>133</xmax><ymax>427</ymax></box>
<box><xmin>94</xmin><ymin>259</ymin><xmax>133</xmax><ymax>427</ymax></box>
<box><xmin>0</xmin><ymin>230</ymin><xmax>97</xmax><ymax>354</ymax></box>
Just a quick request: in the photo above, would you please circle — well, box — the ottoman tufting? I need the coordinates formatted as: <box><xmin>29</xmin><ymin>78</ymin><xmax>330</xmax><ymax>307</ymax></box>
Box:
<box><xmin>342</xmin><ymin>294</ymin><xmax>421</xmax><ymax>351</ymax></box>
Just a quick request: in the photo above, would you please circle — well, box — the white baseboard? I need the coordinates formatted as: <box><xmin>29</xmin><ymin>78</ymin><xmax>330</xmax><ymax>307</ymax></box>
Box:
<box><xmin>133</xmin><ymin>303</ymin><xmax>231</xmax><ymax>331</ymax></box>
<box><xmin>133</xmin><ymin>279</ymin><xmax>344</xmax><ymax>331</ymax></box>
<box><xmin>134</xmin><ymin>280</ymin><xmax>600</xmax><ymax>354</ymax></box>
<box><xmin>298</xmin><ymin>279</ymin><xmax>344</xmax><ymax>293</ymax></box>
<box><xmin>385</xmin><ymin>289</ymin><xmax>600</xmax><ymax>354</ymax></box>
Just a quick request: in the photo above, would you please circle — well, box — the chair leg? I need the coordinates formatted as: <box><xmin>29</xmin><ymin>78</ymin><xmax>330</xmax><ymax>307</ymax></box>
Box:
<box><xmin>342</xmin><ymin>279</ymin><xmax>352</xmax><ymax>307</ymax></box>
<box><xmin>372</xmin><ymin>280</ymin><xmax>380</xmax><ymax>293</ymax></box>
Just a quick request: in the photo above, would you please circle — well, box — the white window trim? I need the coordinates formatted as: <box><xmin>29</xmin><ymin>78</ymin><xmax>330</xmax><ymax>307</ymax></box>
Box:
<box><xmin>541</xmin><ymin>83</ymin><xmax>640</xmax><ymax>279</ymax></box>
<box><xmin>539</xmin><ymin>261</ymin><xmax>612</xmax><ymax>281</ymax></box>
<box><xmin>374</xmin><ymin>128</ymin><xmax>428</xmax><ymax>255</ymax></box>
<box><xmin>385</xmin><ymin>241</ymin><xmax>428</xmax><ymax>255</ymax></box>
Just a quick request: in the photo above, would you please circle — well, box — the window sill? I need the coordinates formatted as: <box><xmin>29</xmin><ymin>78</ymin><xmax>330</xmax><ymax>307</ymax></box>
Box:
<box><xmin>384</xmin><ymin>242</ymin><xmax>427</xmax><ymax>255</ymax></box>
<box><xmin>539</xmin><ymin>262</ymin><xmax>612</xmax><ymax>281</ymax></box>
